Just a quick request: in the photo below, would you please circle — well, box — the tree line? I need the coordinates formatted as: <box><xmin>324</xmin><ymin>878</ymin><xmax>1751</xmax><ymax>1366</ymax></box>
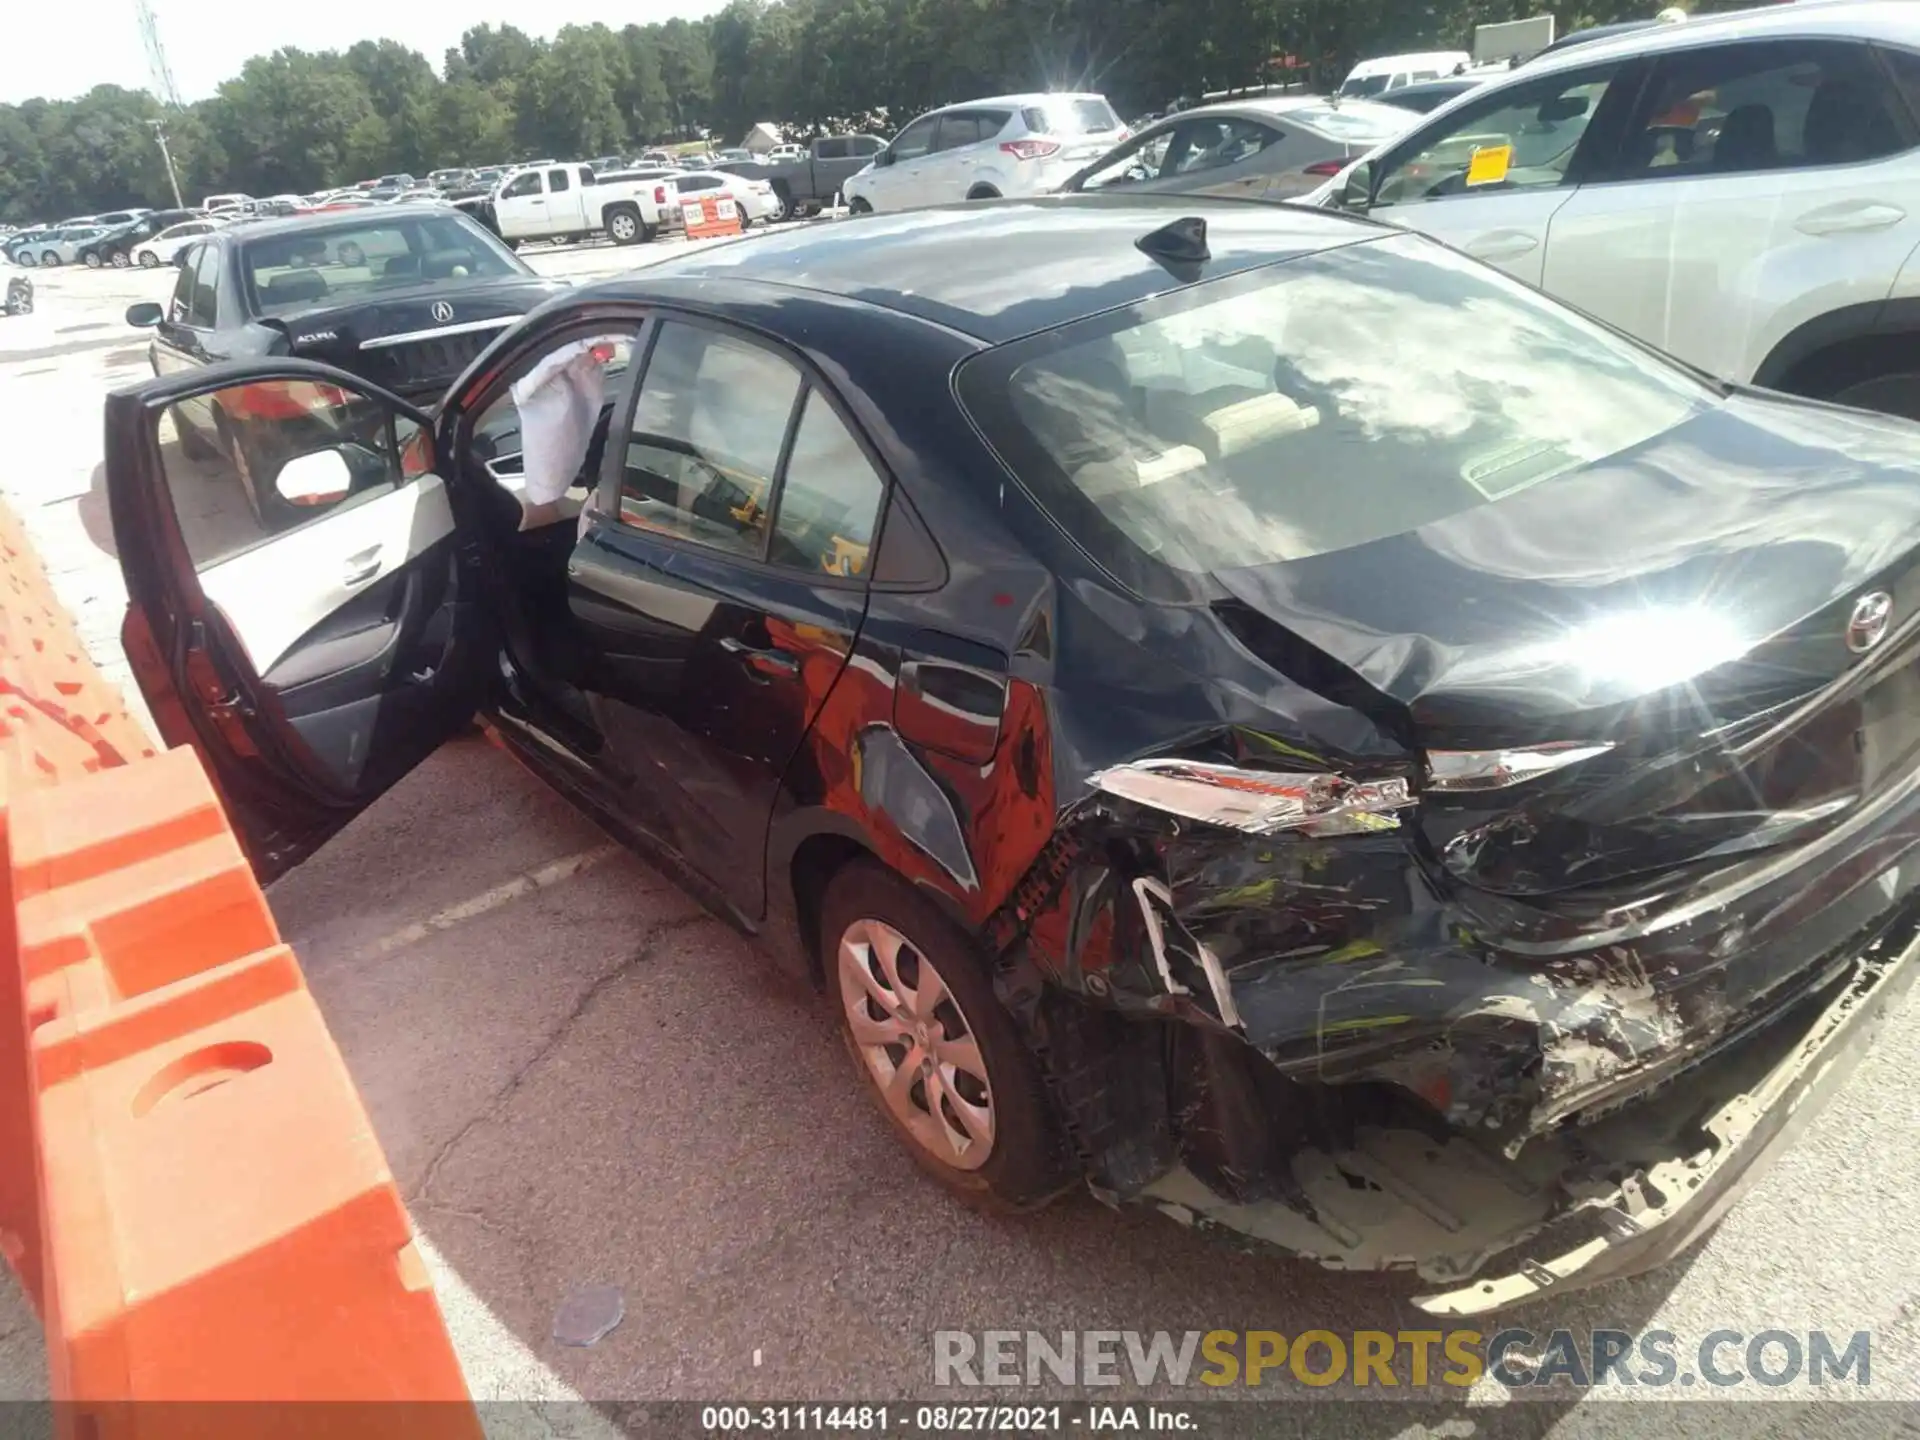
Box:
<box><xmin>2</xmin><ymin>0</ymin><xmax>1741</xmax><ymax>221</ymax></box>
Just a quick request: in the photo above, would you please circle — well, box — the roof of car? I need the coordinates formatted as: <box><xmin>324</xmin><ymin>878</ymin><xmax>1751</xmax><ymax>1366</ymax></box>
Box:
<box><xmin>1169</xmin><ymin>94</ymin><xmax>1418</xmax><ymax>131</ymax></box>
<box><xmin>600</xmin><ymin>194</ymin><xmax>1383</xmax><ymax>343</ymax></box>
<box><xmin>925</xmin><ymin>92</ymin><xmax>1111</xmax><ymax>113</ymax></box>
<box><xmin>215</xmin><ymin>208</ymin><xmax>478</xmax><ymax>245</ymax></box>
<box><xmin>1515</xmin><ymin>0</ymin><xmax>1918</xmax><ymax>75</ymax></box>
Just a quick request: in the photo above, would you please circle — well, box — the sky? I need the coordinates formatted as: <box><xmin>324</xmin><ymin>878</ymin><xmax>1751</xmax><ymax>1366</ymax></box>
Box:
<box><xmin>4</xmin><ymin>0</ymin><xmax>724</xmax><ymax>106</ymax></box>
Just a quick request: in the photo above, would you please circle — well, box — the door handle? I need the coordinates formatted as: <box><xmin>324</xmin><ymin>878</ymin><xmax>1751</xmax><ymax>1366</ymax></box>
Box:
<box><xmin>343</xmin><ymin>545</ymin><xmax>384</xmax><ymax>587</ymax></box>
<box><xmin>1464</xmin><ymin>231</ymin><xmax>1540</xmax><ymax>263</ymax></box>
<box><xmin>1795</xmin><ymin>201</ymin><xmax>1906</xmax><ymax>237</ymax></box>
<box><xmin>718</xmin><ymin>635</ymin><xmax>799</xmax><ymax>679</ymax></box>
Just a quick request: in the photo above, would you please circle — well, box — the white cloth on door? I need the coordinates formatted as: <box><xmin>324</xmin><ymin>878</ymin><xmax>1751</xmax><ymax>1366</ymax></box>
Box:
<box><xmin>510</xmin><ymin>337</ymin><xmax>607</xmax><ymax>513</ymax></box>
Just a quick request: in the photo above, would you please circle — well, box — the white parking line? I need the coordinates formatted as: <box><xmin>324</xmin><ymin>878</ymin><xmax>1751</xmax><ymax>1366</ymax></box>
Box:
<box><xmin>349</xmin><ymin>844</ymin><xmax>622</xmax><ymax>964</ymax></box>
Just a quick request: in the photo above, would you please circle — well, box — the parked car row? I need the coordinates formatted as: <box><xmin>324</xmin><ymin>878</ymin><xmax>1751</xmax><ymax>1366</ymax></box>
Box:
<box><xmin>454</xmin><ymin>161</ymin><xmax>783</xmax><ymax>247</ymax></box>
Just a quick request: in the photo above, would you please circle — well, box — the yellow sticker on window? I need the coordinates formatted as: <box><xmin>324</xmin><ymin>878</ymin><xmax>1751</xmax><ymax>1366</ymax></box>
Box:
<box><xmin>1466</xmin><ymin>144</ymin><xmax>1514</xmax><ymax>187</ymax></box>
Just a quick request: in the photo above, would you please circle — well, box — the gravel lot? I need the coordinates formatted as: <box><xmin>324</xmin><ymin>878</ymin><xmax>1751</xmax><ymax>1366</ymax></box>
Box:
<box><xmin>3</xmin><ymin>227</ymin><xmax>1920</xmax><ymax>1437</ymax></box>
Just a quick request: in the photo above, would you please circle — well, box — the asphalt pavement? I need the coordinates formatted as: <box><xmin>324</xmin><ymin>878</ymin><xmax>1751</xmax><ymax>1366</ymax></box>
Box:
<box><xmin>4</xmin><ymin>228</ymin><xmax>1920</xmax><ymax>1437</ymax></box>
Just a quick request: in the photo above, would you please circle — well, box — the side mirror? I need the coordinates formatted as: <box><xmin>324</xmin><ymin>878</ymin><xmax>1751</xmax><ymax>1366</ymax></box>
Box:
<box><xmin>873</xmin><ymin>148</ymin><xmax>895</xmax><ymax>168</ymax></box>
<box><xmin>1338</xmin><ymin>160</ymin><xmax>1375</xmax><ymax>212</ymax></box>
<box><xmin>125</xmin><ymin>302</ymin><xmax>163</xmax><ymax>327</ymax></box>
<box><xmin>274</xmin><ymin>449</ymin><xmax>354</xmax><ymax>508</ymax></box>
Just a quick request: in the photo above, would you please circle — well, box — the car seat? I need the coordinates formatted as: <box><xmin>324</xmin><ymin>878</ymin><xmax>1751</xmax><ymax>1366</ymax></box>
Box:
<box><xmin>1710</xmin><ymin>104</ymin><xmax>1778</xmax><ymax>171</ymax></box>
<box><xmin>262</xmin><ymin>269</ymin><xmax>330</xmax><ymax>306</ymax></box>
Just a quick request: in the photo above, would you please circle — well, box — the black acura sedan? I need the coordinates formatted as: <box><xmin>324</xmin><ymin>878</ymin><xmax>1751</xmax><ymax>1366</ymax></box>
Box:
<box><xmin>122</xmin><ymin>208</ymin><xmax>562</xmax><ymax>522</ymax></box>
<box><xmin>102</xmin><ymin>196</ymin><xmax>1920</xmax><ymax>1313</ymax></box>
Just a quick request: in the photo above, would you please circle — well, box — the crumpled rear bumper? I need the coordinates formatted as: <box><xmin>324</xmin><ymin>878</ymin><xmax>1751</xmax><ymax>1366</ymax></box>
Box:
<box><xmin>1414</xmin><ymin>924</ymin><xmax>1920</xmax><ymax>1314</ymax></box>
<box><xmin>1136</xmin><ymin>911</ymin><xmax>1918</xmax><ymax>1315</ymax></box>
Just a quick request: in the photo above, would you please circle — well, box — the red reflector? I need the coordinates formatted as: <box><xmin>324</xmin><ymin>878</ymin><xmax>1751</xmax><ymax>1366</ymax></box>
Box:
<box><xmin>1303</xmin><ymin>160</ymin><xmax>1346</xmax><ymax>177</ymax></box>
<box><xmin>1000</xmin><ymin>139</ymin><xmax>1061</xmax><ymax>161</ymax></box>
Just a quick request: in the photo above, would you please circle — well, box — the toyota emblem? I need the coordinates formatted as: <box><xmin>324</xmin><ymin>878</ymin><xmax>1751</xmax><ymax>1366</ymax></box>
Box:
<box><xmin>430</xmin><ymin>300</ymin><xmax>454</xmax><ymax>324</ymax></box>
<box><xmin>1847</xmin><ymin>591</ymin><xmax>1894</xmax><ymax>654</ymax></box>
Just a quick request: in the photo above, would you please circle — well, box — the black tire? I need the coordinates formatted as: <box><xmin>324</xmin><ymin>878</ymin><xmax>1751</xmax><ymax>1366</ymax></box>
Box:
<box><xmin>820</xmin><ymin>860</ymin><xmax>1070</xmax><ymax>1211</ymax></box>
<box><xmin>605</xmin><ymin>206</ymin><xmax>643</xmax><ymax>246</ymax></box>
<box><xmin>39</xmin><ymin>252</ymin><xmax>59</xmax><ymax>267</ymax></box>
<box><xmin>848</xmin><ymin>196</ymin><xmax>873</xmax><ymax>215</ymax></box>
<box><xmin>1829</xmin><ymin>372</ymin><xmax>1920</xmax><ymax>423</ymax></box>
<box><xmin>770</xmin><ymin>183</ymin><xmax>793</xmax><ymax>222</ymax></box>
<box><xmin>966</xmin><ymin>186</ymin><xmax>1001</xmax><ymax>202</ymax></box>
<box><xmin>83</xmin><ymin>250</ymin><xmax>104</xmax><ymax>269</ymax></box>
<box><xmin>138</xmin><ymin>250</ymin><xmax>159</xmax><ymax>268</ymax></box>
<box><xmin>15</xmin><ymin>252</ymin><xmax>33</xmax><ymax>268</ymax></box>
<box><xmin>111</xmin><ymin>250</ymin><xmax>131</xmax><ymax>269</ymax></box>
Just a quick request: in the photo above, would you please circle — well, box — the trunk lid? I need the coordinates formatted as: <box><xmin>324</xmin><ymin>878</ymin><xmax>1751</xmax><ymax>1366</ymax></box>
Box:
<box><xmin>1212</xmin><ymin>393</ymin><xmax>1920</xmax><ymax>895</ymax></box>
<box><xmin>276</xmin><ymin>277</ymin><xmax>562</xmax><ymax>398</ymax></box>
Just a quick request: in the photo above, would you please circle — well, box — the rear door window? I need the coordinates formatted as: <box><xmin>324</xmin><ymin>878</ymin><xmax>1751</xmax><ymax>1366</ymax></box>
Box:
<box><xmin>548</xmin><ymin>167</ymin><xmax>572</xmax><ymax>192</ymax></box>
<box><xmin>189</xmin><ymin>245</ymin><xmax>220</xmax><ymax>328</ymax></box>
<box><xmin>1609</xmin><ymin>39</ymin><xmax>1914</xmax><ymax>178</ymax></box>
<box><xmin>617</xmin><ymin>321</ymin><xmax>803</xmax><ymax>559</ymax></box>
<box><xmin>935</xmin><ymin>114</ymin><xmax>988</xmax><ymax>151</ymax></box>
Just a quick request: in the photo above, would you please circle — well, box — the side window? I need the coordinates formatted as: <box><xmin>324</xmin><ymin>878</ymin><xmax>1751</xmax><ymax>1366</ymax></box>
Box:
<box><xmin>471</xmin><ymin>330</ymin><xmax>641</xmax><ymax>510</ymax></box>
<box><xmin>679</xmin><ymin>176</ymin><xmax>719</xmax><ymax>192</ymax></box>
<box><xmin>935</xmin><ymin>114</ymin><xmax>986</xmax><ymax>151</ymax></box>
<box><xmin>1612</xmin><ymin>40</ymin><xmax>1912</xmax><ymax>180</ymax></box>
<box><xmin>1374</xmin><ymin>64</ymin><xmax>1623</xmax><ymax>206</ymax></box>
<box><xmin>815</xmin><ymin>138</ymin><xmax>848</xmax><ymax>160</ymax></box>
<box><xmin>891</xmin><ymin>116</ymin><xmax>939</xmax><ymax>161</ymax></box>
<box><xmin>168</xmin><ymin>246</ymin><xmax>198</xmax><ymax>321</ymax></box>
<box><xmin>618</xmin><ymin>322</ymin><xmax>803</xmax><ymax>558</ymax></box>
<box><xmin>155</xmin><ymin>380</ymin><xmax>414</xmax><ymax>571</ymax></box>
<box><xmin>548</xmin><ymin>167</ymin><xmax>572</xmax><ymax>193</ymax></box>
<box><xmin>1165</xmin><ymin>118</ymin><xmax>1281</xmax><ymax>175</ymax></box>
<box><xmin>189</xmin><ymin>245</ymin><xmax>220</xmax><ymax>328</ymax></box>
<box><xmin>770</xmin><ymin>392</ymin><xmax>887</xmax><ymax>578</ymax></box>
<box><xmin>851</xmin><ymin>136</ymin><xmax>884</xmax><ymax>156</ymax></box>
<box><xmin>1077</xmin><ymin>129</ymin><xmax>1175</xmax><ymax>190</ymax></box>
<box><xmin>1884</xmin><ymin>46</ymin><xmax>1920</xmax><ymax>124</ymax></box>
<box><xmin>502</xmin><ymin>171</ymin><xmax>541</xmax><ymax>199</ymax></box>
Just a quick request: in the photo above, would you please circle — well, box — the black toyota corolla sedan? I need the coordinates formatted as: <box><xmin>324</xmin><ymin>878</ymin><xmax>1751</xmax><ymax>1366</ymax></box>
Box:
<box><xmin>101</xmin><ymin>196</ymin><xmax>1920</xmax><ymax>1314</ymax></box>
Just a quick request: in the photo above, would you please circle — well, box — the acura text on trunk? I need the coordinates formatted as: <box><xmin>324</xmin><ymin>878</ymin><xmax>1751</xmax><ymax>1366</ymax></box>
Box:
<box><xmin>100</xmin><ymin>200</ymin><xmax>1920</xmax><ymax>1313</ymax></box>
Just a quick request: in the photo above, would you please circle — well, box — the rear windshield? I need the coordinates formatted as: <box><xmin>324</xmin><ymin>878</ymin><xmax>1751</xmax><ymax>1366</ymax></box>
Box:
<box><xmin>242</xmin><ymin>213</ymin><xmax>524</xmax><ymax>316</ymax></box>
<box><xmin>1023</xmin><ymin>98</ymin><xmax>1122</xmax><ymax>135</ymax></box>
<box><xmin>956</xmin><ymin>234</ymin><xmax>1711</xmax><ymax>593</ymax></box>
<box><xmin>1291</xmin><ymin>104</ymin><xmax>1410</xmax><ymax>142</ymax></box>
<box><xmin>1338</xmin><ymin>75</ymin><xmax>1391</xmax><ymax>98</ymax></box>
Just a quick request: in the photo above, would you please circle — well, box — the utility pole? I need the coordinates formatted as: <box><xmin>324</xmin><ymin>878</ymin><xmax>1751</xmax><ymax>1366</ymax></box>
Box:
<box><xmin>148</xmin><ymin>119</ymin><xmax>185</xmax><ymax>209</ymax></box>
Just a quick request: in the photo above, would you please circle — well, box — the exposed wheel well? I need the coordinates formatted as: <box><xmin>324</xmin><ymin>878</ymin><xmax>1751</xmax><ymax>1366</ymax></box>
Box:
<box><xmin>966</xmin><ymin>184</ymin><xmax>1001</xmax><ymax>200</ymax></box>
<box><xmin>1767</xmin><ymin>329</ymin><xmax>1920</xmax><ymax>402</ymax></box>
<box><xmin>789</xmin><ymin>833</ymin><xmax>875</xmax><ymax>982</ymax></box>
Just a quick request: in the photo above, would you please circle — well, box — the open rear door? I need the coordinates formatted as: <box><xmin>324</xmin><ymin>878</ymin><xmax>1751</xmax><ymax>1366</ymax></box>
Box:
<box><xmin>104</xmin><ymin>358</ymin><xmax>496</xmax><ymax>881</ymax></box>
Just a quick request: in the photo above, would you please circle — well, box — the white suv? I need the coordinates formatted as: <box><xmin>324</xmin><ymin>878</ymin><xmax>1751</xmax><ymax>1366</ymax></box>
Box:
<box><xmin>843</xmin><ymin>93</ymin><xmax>1125</xmax><ymax>212</ymax></box>
<box><xmin>1318</xmin><ymin>0</ymin><xmax>1920</xmax><ymax>418</ymax></box>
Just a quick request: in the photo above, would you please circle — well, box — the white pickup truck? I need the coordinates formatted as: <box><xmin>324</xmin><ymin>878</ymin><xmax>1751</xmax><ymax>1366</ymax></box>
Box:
<box><xmin>465</xmin><ymin>162</ymin><xmax>679</xmax><ymax>247</ymax></box>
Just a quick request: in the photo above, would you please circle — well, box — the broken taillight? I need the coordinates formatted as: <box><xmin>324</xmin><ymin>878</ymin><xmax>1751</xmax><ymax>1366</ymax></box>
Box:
<box><xmin>1089</xmin><ymin>759</ymin><xmax>1414</xmax><ymax>836</ymax></box>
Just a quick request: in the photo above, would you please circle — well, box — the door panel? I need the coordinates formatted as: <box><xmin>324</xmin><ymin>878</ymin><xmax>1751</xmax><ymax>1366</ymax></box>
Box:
<box><xmin>565</xmin><ymin>320</ymin><xmax>892</xmax><ymax>916</ymax></box>
<box><xmin>1364</xmin><ymin>59</ymin><xmax>1638</xmax><ymax>288</ymax></box>
<box><xmin>106</xmin><ymin>361</ymin><xmax>491</xmax><ymax>878</ymax></box>
<box><xmin>1543</xmin><ymin>38</ymin><xmax>1920</xmax><ymax>384</ymax></box>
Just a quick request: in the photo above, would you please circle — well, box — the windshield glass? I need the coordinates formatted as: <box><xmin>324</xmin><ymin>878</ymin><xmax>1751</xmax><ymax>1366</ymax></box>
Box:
<box><xmin>242</xmin><ymin>213</ymin><xmax>524</xmax><ymax>316</ymax></box>
<box><xmin>1339</xmin><ymin>74</ymin><xmax>1391</xmax><ymax>98</ymax></box>
<box><xmin>1293</xmin><ymin>103</ymin><xmax>1409</xmax><ymax>142</ymax></box>
<box><xmin>1041</xmin><ymin>98</ymin><xmax>1121</xmax><ymax>134</ymax></box>
<box><xmin>958</xmin><ymin>235</ymin><xmax>1712</xmax><ymax>586</ymax></box>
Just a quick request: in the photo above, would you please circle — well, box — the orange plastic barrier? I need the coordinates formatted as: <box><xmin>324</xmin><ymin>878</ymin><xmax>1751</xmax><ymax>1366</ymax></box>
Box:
<box><xmin>0</xmin><ymin>500</ymin><xmax>478</xmax><ymax>1435</ymax></box>
<box><xmin>681</xmin><ymin>192</ymin><xmax>745</xmax><ymax>241</ymax></box>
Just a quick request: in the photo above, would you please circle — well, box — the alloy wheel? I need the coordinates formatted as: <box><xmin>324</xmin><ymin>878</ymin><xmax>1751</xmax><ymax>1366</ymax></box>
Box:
<box><xmin>611</xmin><ymin>212</ymin><xmax>637</xmax><ymax>241</ymax></box>
<box><xmin>84</xmin><ymin>251</ymin><xmax>103</xmax><ymax>269</ymax></box>
<box><xmin>111</xmin><ymin>250</ymin><xmax>131</xmax><ymax>268</ymax></box>
<box><xmin>139</xmin><ymin>251</ymin><xmax>159</xmax><ymax>268</ymax></box>
<box><xmin>837</xmin><ymin>916</ymin><xmax>996</xmax><ymax>1171</ymax></box>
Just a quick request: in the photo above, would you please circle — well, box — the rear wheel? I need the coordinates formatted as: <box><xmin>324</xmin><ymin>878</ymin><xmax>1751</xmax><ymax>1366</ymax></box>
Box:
<box><xmin>848</xmin><ymin>196</ymin><xmax>873</xmax><ymax>215</ymax></box>
<box><xmin>606</xmin><ymin>207</ymin><xmax>643</xmax><ymax>245</ymax></box>
<box><xmin>138</xmin><ymin>250</ymin><xmax>160</xmax><ymax>268</ymax></box>
<box><xmin>822</xmin><ymin>861</ymin><xmax>1068</xmax><ymax>1210</ymax></box>
<box><xmin>15</xmin><ymin>252</ymin><xmax>34</xmax><ymax>267</ymax></box>
<box><xmin>39</xmin><ymin>252</ymin><xmax>59</xmax><ymax>267</ymax></box>
<box><xmin>111</xmin><ymin>250</ymin><xmax>131</xmax><ymax>268</ymax></box>
<box><xmin>83</xmin><ymin>250</ymin><xmax>104</xmax><ymax>269</ymax></box>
